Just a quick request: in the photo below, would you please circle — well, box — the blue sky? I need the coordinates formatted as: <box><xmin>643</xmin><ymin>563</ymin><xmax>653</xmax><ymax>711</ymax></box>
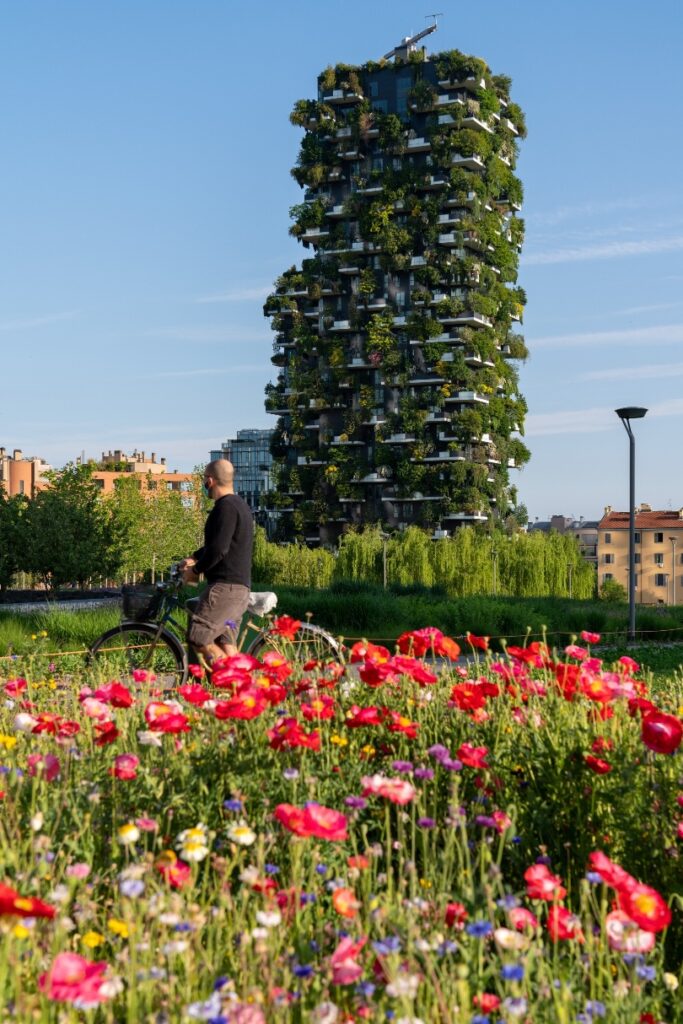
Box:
<box><xmin>2</xmin><ymin>0</ymin><xmax>682</xmax><ymax>522</ymax></box>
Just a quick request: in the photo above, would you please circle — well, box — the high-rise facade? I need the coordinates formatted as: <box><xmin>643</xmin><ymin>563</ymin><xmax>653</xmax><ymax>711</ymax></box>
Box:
<box><xmin>210</xmin><ymin>429</ymin><xmax>274</xmax><ymax>511</ymax></box>
<box><xmin>264</xmin><ymin>37</ymin><xmax>529</xmax><ymax>545</ymax></box>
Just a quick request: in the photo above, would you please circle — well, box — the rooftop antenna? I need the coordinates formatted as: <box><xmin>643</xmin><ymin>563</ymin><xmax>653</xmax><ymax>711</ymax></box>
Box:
<box><xmin>382</xmin><ymin>15</ymin><xmax>441</xmax><ymax>62</ymax></box>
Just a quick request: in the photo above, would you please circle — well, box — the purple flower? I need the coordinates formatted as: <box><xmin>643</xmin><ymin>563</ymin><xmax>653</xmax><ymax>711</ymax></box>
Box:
<box><xmin>391</xmin><ymin>760</ymin><xmax>413</xmax><ymax>773</ymax></box>
<box><xmin>427</xmin><ymin>744</ymin><xmax>449</xmax><ymax>762</ymax></box>
<box><xmin>414</xmin><ymin>767</ymin><xmax>434</xmax><ymax>780</ymax></box>
<box><xmin>222</xmin><ymin>798</ymin><xmax>243</xmax><ymax>812</ymax></box>
<box><xmin>475</xmin><ymin>815</ymin><xmax>496</xmax><ymax>828</ymax></box>
<box><xmin>345</xmin><ymin>796</ymin><xmax>367</xmax><ymax>809</ymax></box>
<box><xmin>283</xmin><ymin>767</ymin><xmax>299</xmax><ymax>780</ymax></box>
<box><xmin>466</xmin><ymin>919</ymin><xmax>493</xmax><ymax>938</ymax></box>
<box><xmin>417</xmin><ymin>817</ymin><xmax>436</xmax><ymax>829</ymax></box>
<box><xmin>442</xmin><ymin>757</ymin><xmax>463</xmax><ymax>772</ymax></box>
<box><xmin>119</xmin><ymin>878</ymin><xmax>145</xmax><ymax>898</ymax></box>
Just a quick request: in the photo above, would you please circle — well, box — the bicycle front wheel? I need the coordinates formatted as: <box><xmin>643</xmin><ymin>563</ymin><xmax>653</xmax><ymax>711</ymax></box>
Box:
<box><xmin>247</xmin><ymin>621</ymin><xmax>342</xmax><ymax>664</ymax></box>
<box><xmin>89</xmin><ymin>622</ymin><xmax>188</xmax><ymax>688</ymax></box>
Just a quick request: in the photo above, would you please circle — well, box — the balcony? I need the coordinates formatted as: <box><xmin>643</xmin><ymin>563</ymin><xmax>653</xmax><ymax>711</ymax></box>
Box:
<box><xmin>413</xmin><ymin>450</ymin><xmax>465</xmax><ymax>463</ymax></box>
<box><xmin>385</xmin><ymin>433</ymin><xmax>416</xmax><ymax>444</ymax></box>
<box><xmin>325</xmin><ymin>204</ymin><xmax>346</xmax><ymax>218</ymax></box>
<box><xmin>409</xmin><ymin>331</ymin><xmax>460</xmax><ymax>345</ymax></box>
<box><xmin>301</xmin><ymin>227</ymin><xmax>329</xmax><ymax>244</ymax></box>
<box><xmin>445</xmin><ymin>190</ymin><xmax>479</xmax><ymax>209</ymax></box>
<box><xmin>406</xmin><ymin>136</ymin><xmax>431</xmax><ymax>153</ymax></box>
<box><xmin>437</xmin><ymin>75</ymin><xmax>486</xmax><ymax>91</ymax></box>
<box><xmin>339</xmin><ymin>148</ymin><xmax>361</xmax><ymax>160</ymax></box>
<box><xmin>366</xmin><ymin>298</ymin><xmax>388</xmax><ymax>310</ymax></box>
<box><xmin>364</xmin><ymin>412</ymin><xmax>386</xmax><ymax>426</ymax></box>
<box><xmin>392</xmin><ymin>315</ymin><xmax>407</xmax><ymax>327</ymax></box>
<box><xmin>438</xmin><ymin>232</ymin><xmax>461</xmax><ymax>247</ymax></box>
<box><xmin>356</xmin><ymin>184</ymin><xmax>383</xmax><ymax>196</ymax></box>
<box><xmin>462</xmin><ymin>116</ymin><xmax>493</xmax><ymax>134</ymax></box>
<box><xmin>339</xmin><ymin>264</ymin><xmax>360</xmax><ymax>275</ymax></box>
<box><xmin>464</xmin><ymin>352</ymin><xmax>495</xmax><ymax>368</ymax></box>
<box><xmin>331</xmin><ymin>319</ymin><xmax>352</xmax><ymax>331</ymax></box>
<box><xmin>410</xmin><ymin>255</ymin><xmax>427</xmax><ymax>267</ymax></box>
<box><xmin>423</xmin><ymin>174</ymin><xmax>449</xmax><ymax>190</ymax></box>
<box><xmin>451</xmin><ymin>154</ymin><xmax>485</xmax><ymax>172</ymax></box>
<box><xmin>438</xmin><ymin>213</ymin><xmax>462</xmax><ymax>226</ymax></box>
<box><xmin>322</xmin><ymin>89</ymin><xmax>364</xmax><ymax>104</ymax></box>
<box><xmin>444</xmin><ymin>390</ymin><xmax>490</xmax><ymax>406</ymax></box>
<box><xmin>426</xmin><ymin>410</ymin><xmax>450</xmax><ymax>423</ymax></box>
<box><xmin>297</xmin><ymin>456</ymin><xmax>326</xmax><ymax>466</ymax></box>
<box><xmin>330</xmin><ymin>436</ymin><xmax>365</xmax><ymax>446</ymax></box>
<box><xmin>436</xmin><ymin>94</ymin><xmax>465</xmax><ymax>107</ymax></box>
<box><xmin>335</xmin><ymin>126</ymin><xmax>353</xmax><ymax>139</ymax></box>
<box><xmin>347</xmin><ymin>357</ymin><xmax>373</xmax><ymax>368</ymax></box>
<box><xmin>304</xmin><ymin>419</ymin><xmax>321</xmax><ymax>431</ymax></box>
<box><xmin>443</xmin><ymin>510</ymin><xmax>489</xmax><ymax>522</ymax></box>
<box><xmin>448</xmin><ymin>312</ymin><xmax>493</xmax><ymax>328</ymax></box>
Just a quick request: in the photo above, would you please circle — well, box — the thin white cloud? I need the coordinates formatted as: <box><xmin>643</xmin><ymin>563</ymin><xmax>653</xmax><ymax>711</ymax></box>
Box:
<box><xmin>524</xmin><ymin>235</ymin><xmax>683</xmax><ymax>266</ymax></box>
<box><xmin>526</xmin><ymin>195</ymin><xmax>653</xmax><ymax>228</ymax></box>
<box><xmin>195</xmin><ymin>285</ymin><xmax>271</xmax><ymax>304</ymax></box>
<box><xmin>581</xmin><ymin>362</ymin><xmax>683</xmax><ymax>383</ymax></box>
<box><xmin>144</xmin><ymin>325</ymin><xmax>271</xmax><ymax>343</ymax></box>
<box><xmin>615</xmin><ymin>302</ymin><xmax>682</xmax><ymax>316</ymax></box>
<box><xmin>526</xmin><ymin>397</ymin><xmax>683</xmax><ymax>438</ymax></box>
<box><xmin>533</xmin><ymin>323</ymin><xmax>683</xmax><ymax>349</ymax></box>
<box><xmin>0</xmin><ymin>311</ymin><xmax>80</xmax><ymax>332</ymax></box>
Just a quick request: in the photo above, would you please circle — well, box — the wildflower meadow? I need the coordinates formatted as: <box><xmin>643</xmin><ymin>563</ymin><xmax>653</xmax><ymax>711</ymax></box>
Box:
<box><xmin>1</xmin><ymin>618</ymin><xmax>682</xmax><ymax>1022</ymax></box>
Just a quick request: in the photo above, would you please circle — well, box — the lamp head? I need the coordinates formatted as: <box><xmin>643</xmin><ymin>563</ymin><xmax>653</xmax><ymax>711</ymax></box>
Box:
<box><xmin>615</xmin><ymin>407</ymin><xmax>648</xmax><ymax>421</ymax></box>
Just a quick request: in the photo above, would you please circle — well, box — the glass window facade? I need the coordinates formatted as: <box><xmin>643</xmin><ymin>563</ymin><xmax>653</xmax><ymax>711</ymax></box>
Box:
<box><xmin>211</xmin><ymin>429</ymin><xmax>274</xmax><ymax>512</ymax></box>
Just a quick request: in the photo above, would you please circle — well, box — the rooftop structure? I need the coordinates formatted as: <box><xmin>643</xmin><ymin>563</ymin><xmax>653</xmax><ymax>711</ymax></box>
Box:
<box><xmin>0</xmin><ymin>447</ymin><xmax>52</xmax><ymax>498</ymax></box>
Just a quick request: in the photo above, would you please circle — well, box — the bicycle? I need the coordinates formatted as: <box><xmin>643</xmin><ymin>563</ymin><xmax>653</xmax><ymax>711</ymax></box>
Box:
<box><xmin>88</xmin><ymin>567</ymin><xmax>341</xmax><ymax>686</ymax></box>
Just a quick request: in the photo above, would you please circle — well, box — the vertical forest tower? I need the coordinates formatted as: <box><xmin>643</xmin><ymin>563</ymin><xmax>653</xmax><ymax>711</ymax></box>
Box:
<box><xmin>264</xmin><ymin>30</ymin><xmax>529</xmax><ymax>545</ymax></box>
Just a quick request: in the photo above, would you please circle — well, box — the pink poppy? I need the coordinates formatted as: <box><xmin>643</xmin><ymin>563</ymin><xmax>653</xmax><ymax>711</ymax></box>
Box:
<box><xmin>361</xmin><ymin>774</ymin><xmax>417</xmax><ymax>805</ymax></box>
<box><xmin>330</xmin><ymin>935</ymin><xmax>366</xmax><ymax>985</ymax></box>
<box><xmin>110</xmin><ymin>754</ymin><xmax>140</xmax><ymax>780</ymax></box>
<box><xmin>524</xmin><ymin>863</ymin><xmax>566</xmax><ymax>901</ymax></box>
<box><xmin>605</xmin><ymin>910</ymin><xmax>656</xmax><ymax>953</ymax></box>
<box><xmin>27</xmin><ymin>753</ymin><xmax>60</xmax><ymax>782</ymax></box>
<box><xmin>38</xmin><ymin>952</ymin><xmax>110</xmax><ymax>1005</ymax></box>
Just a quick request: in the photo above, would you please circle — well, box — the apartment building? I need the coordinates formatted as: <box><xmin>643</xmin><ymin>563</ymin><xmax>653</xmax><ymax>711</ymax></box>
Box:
<box><xmin>210</xmin><ymin>430</ymin><xmax>274</xmax><ymax>512</ymax></box>
<box><xmin>529</xmin><ymin>515</ymin><xmax>598</xmax><ymax>566</ymax></box>
<box><xmin>598</xmin><ymin>504</ymin><xmax>683</xmax><ymax>604</ymax></box>
<box><xmin>264</xmin><ymin>29</ymin><xmax>528</xmax><ymax>544</ymax></box>
<box><xmin>90</xmin><ymin>450</ymin><xmax>195</xmax><ymax>504</ymax></box>
<box><xmin>0</xmin><ymin>447</ymin><xmax>52</xmax><ymax>497</ymax></box>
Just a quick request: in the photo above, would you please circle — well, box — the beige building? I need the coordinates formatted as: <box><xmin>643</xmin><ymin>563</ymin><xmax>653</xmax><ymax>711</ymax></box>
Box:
<box><xmin>89</xmin><ymin>450</ymin><xmax>196</xmax><ymax>504</ymax></box>
<box><xmin>0</xmin><ymin>447</ymin><xmax>52</xmax><ymax>497</ymax></box>
<box><xmin>528</xmin><ymin>515</ymin><xmax>598</xmax><ymax>566</ymax></box>
<box><xmin>598</xmin><ymin>504</ymin><xmax>683</xmax><ymax>605</ymax></box>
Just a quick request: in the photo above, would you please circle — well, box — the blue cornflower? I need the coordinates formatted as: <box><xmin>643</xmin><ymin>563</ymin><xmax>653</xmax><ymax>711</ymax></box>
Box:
<box><xmin>282</xmin><ymin>767</ymin><xmax>299</xmax><ymax>780</ymax></box>
<box><xmin>372</xmin><ymin>935</ymin><xmax>401</xmax><ymax>954</ymax></box>
<box><xmin>119</xmin><ymin>878</ymin><xmax>145</xmax><ymax>898</ymax></box>
<box><xmin>636</xmin><ymin>965</ymin><xmax>656</xmax><ymax>981</ymax></box>
<box><xmin>299</xmin><ymin>892</ymin><xmax>316</xmax><ymax>905</ymax></box>
<box><xmin>356</xmin><ymin>981</ymin><xmax>376</xmax><ymax>997</ymax></box>
<box><xmin>501</xmin><ymin>963</ymin><xmax>524</xmax><ymax>981</ymax></box>
<box><xmin>466</xmin><ymin>919</ymin><xmax>493</xmax><ymax>938</ymax></box>
<box><xmin>174</xmin><ymin>922</ymin><xmax>194</xmax><ymax>932</ymax></box>
<box><xmin>222</xmin><ymin>798</ymin><xmax>243</xmax><ymax>812</ymax></box>
<box><xmin>265</xmin><ymin>863</ymin><xmax>280</xmax><ymax>875</ymax></box>
<box><xmin>186</xmin><ymin>991</ymin><xmax>222</xmax><ymax>1020</ymax></box>
<box><xmin>213</xmin><ymin>977</ymin><xmax>229</xmax><ymax>991</ymax></box>
<box><xmin>584</xmin><ymin>1000</ymin><xmax>607</xmax><ymax>1017</ymax></box>
<box><xmin>502</xmin><ymin>996</ymin><xmax>528</xmax><ymax>1017</ymax></box>
<box><xmin>315</xmin><ymin>863</ymin><xmax>328</xmax><ymax>874</ymax></box>
<box><xmin>586</xmin><ymin>871</ymin><xmax>603</xmax><ymax>884</ymax></box>
<box><xmin>437</xmin><ymin>939</ymin><xmax>458</xmax><ymax>955</ymax></box>
<box><xmin>471</xmin><ymin>1015</ymin><xmax>490</xmax><ymax>1024</ymax></box>
<box><xmin>496</xmin><ymin>895</ymin><xmax>519</xmax><ymax>910</ymax></box>
<box><xmin>293</xmin><ymin>963</ymin><xmax>314</xmax><ymax>978</ymax></box>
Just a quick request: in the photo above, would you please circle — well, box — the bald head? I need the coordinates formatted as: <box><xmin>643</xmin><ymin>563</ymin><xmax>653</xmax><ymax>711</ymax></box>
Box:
<box><xmin>205</xmin><ymin>459</ymin><xmax>234</xmax><ymax>491</ymax></box>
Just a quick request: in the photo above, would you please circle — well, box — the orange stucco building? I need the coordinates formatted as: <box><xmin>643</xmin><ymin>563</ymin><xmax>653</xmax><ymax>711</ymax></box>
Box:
<box><xmin>598</xmin><ymin>504</ymin><xmax>683</xmax><ymax>605</ymax></box>
<box><xmin>0</xmin><ymin>448</ymin><xmax>52</xmax><ymax>497</ymax></box>
<box><xmin>90</xmin><ymin>450</ymin><xmax>196</xmax><ymax>503</ymax></box>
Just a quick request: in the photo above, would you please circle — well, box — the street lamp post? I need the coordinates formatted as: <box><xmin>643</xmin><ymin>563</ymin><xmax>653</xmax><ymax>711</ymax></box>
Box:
<box><xmin>615</xmin><ymin>407</ymin><xmax>647</xmax><ymax>642</ymax></box>
<box><xmin>670</xmin><ymin>536</ymin><xmax>678</xmax><ymax>606</ymax></box>
<box><xmin>491</xmin><ymin>548</ymin><xmax>498</xmax><ymax>596</ymax></box>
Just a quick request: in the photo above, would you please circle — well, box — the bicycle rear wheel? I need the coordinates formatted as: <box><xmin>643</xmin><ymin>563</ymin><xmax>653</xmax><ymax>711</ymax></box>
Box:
<box><xmin>247</xmin><ymin>621</ymin><xmax>341</xmax><ymax>664</ymax></box>
<box><xmin>89</xmin><ymin>622</ymin><xmax>188</xmax><ymax>688</ymax></box>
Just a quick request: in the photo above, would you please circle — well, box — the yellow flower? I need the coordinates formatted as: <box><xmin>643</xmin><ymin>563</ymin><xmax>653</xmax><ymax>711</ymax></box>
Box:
<box><xmin>419</xmin><ymin>878</ymin><xmax>432</xmax><ymax>889</ymax></box>
<box><xmin>108</xmin><ymin>918</ymin><xmax>130</xmax><ymax>938</ymax></box>
<box><xmin>12</xmin><ymin>924</ymin><xmax>30</xmax><ymax>939</ymax></box>
<box><xmin>82</xmin><ymin>931</ymin><xmax>105</xmax><ymax>948</ymax></box>
<box><xmin>31</xmin><ymin>634</ymin><xmax>37</xmax><ymax>641</ymax></box>
<box><xmin>0</xmin><ymin>735</ymin><xmax>17</xmax><ymax>749</ymax></box>
<box><xmin>39</xmin><ymin>630</ymin><xmax>48</xmax><ymax>638</ymax></box>
<box><xmin>360</xmin><ymin>744</ymin><xmax>375</xmax><ymax>757</ymax></box>
<box><xmin>330</xmin><ymin>734</ymin><xmax>348</xmax><ymax>747</ymax></box>
<box><xmin>117</xmin><ymin>823</ymin><xmax>140</xmax><ymax>846</ymax></box>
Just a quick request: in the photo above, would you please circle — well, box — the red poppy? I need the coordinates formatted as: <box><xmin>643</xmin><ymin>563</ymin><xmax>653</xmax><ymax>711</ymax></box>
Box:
<box><xmin>155</xmin><ymin>852</ymin><xmax>191</xmax><ymax>889</ymax></box>
<box><xmin>350</xmin><ymin>641</ymin><xmax>390</xmax><ymax>663</ymax></box>
<box><xmin>144</xmin><ymin>701</ymin><xmax>191</xmax><ymax>733</ymax></box>
<box><xmin>387</xmin><ymin>655</ymin><xmax>438</xmax><ymax>685</ymax></box>
<box><xmin>274</xmin><ymin>802</ymin><xmax>348</xmax><ymax>841</ymax></box>
<box><xmin>450</xmin><ymin>683</ymin><xmax>488</xmax><ymax>711</ymax></box>
<box><xmin>300</xmin><ymin>696</ymin><xmax>336</xmax><ymax>720</ymax></box>
<box><xmin>456</xmin><ymin>743</ymin><xmax>489</xmax><ymax>769</ymax></box>
<box><xmin>177</xmin><ymin>683</ymin><xmax>212</xmax><ymax>706</ymax></box>
<box><xmin>345</xmin><ymin>705</ymin><xmax>386</xmax><ymax>728</ymax></box>
<box><xmin>587</xmin><ymin>851</ymin><xmax>637</xmax><ymax>893</ymax></box>
<box><xmin>110</xmin><ymin>754</ymin><xmax>139</xmax><ymax>780</ymax></box>
<box><xmin>547</xmin><ymin>905</ymin><xmax>584</xmax><ymax>942</ymax></box>
<box><xmin>618</xmin><ymin>883</ymin><xmax>672</xmax><ymax>933</ymax></box>
<box><xmin>466</xmin><ymin>632</ymin><xmax>489</xmax><ymax>651</ymax></box>
<box><xmin>211</xmin><ymin>653</ymin><xmax>261</xmax><ymax>673</ymax></box>
<box><xmin>0</xmin><ymin>882</ymin><xmax>55</xmax><ymax>919</ymax></box>
<box><xmin>591</xmin><ymin>736</ymin><xmax>614</xmax><ymax>754</ymax></box>
<box><xmin>358</xmin><ymin>660</ymin><xmax>400</xmax><ymax>687</ymax></box>
<box><xmin>584</xmin><ymin>755</ymin><xmax>612</xmax><ymax>775</ymax></box>
<box><xmin>270</xmin><ymin>615</ymin><xmax>302</xmax><ymax>640</ymax></box>
<box><xmin>445</xmin><ymin>901</ymin><xmax>468</xmax><ymax>928</ymax></box>
<box><xmin>641</xmin><ymin>710</ymin><xmax>683</xmax><ymax>755</ymax></box>
<box><xmin>210</xmin><ymin>667</ymin><xmax>252</xmax><ymax>690</ymax></box>
<box><xmin>92</xmin><ymin>682</ymin><xmax>134</xmax><ymax>707</ymax></box>
<box><xmin>347</xmin><ymin>854</ymin><xmax>370</xmax><ymax>870</ymax></box>
<box><xmin>387</xmin><ymin>711</ymin><xmax>419</xmax><ymax>739</ymax></box>
<box><xmin>524</xmin><ymin>863</ymin><xmax>566</xmax><ymax>901</ymax></box>
<box><xmin>215</xmin><ymin>690</ymin><xmax>268</xmax><ymax>721</ymax></box>
<box><xmin>581</xmin><ymin>631</ymin><xmax>601</xmax><ymax>644</ymax></box>
<box><xmin>260</xmin><ymin>650</ymin><xmax>293</xmax><ymax>683</ymax></box>
<box><xmin>94</xmin><ymin>721</ymin><xmax>120</xmax><ymax>746</ymax></box>
<box><xmin>4</xmin><ymin>678</ymin><xmax>27</xmax><ymax>697</ymax></box>
<box><xmin>267</xmin><ymin>718</ymin><xmax>321</xmax><ymax>752</ymax></box>
<box><xmin>473</xmin><ymin>994</ymin><xmax>500</xmax><ymax>1012</ymax></box>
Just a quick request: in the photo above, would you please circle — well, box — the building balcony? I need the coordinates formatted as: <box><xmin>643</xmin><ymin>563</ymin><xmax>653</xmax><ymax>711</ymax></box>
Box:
<box><xmin>409</xmin><ymin>331</ymin><xmax>460</xmax><ymax>345</ymax></box>
<box><xmin>383</xmin><ymin>493</ymin><xmax>443</xmax><ymax>503</ymax></box>
<box><xmin>436</xmin><ymin>93</ymin><xmax>465</xmax><ymax>107</ymax></box>
<box><xmin>364</xmin><ymin>412</ymin><xmax>386</xmax><ymax>426</ymax></box>
<box><xmin>385</xmin><ymin>433</ymin><xmax>416</xmax><ymax>444</ymax></box>
<box><xmin>297</xmin><ymin>456</ymin><xmax>326</xmax><ymax>466</ymax></box>
<box><xmin>339</xmin><ymin>264</ymin><xmax>360</xmax><ymax>275</ymax></box>
<box><xmin>410</xmin><ymin>255</ymin><xmax>427</xmax><ymax>267</ymax></box>
<box><xmin>464</xmin><ymin>352</ymin><xmax>495</xmax><ymax>368</ymax></box>
<box><xmin>406</xmin><ymin>136</ymin><xmax>431</xmax><ymax>152</ymax></box>
<box><xmin>444</xmin><ymin>390</ymin><xmax>490</xmax><ymax>405</ymax></box>
<box><xmin>438</xmin><ymin>213</ymin><xmax>462</xmax><ymax>226</ymax></box>
<box><xmin>443</xmin><ymin>510</ymin><xmax>489</xmax><ymax>522</ymax></box>
<box><xmin>327</xmin><ymin>167</ymin><xmax>343</xmax><ymax>180</ymax></box>
<box><xmin>426</xmin><ymin>410</ymin><xmax>450</xmax><ymax>423</ymax></box>
<box><xmin>339</xmin><ymin>148</ymin><xmax>361</xmax><ymax>160</ymax></box>
<box><xmin>462</xmin><ymin>115</ymin><xmax>493</xmax><ymax>134</ymax></box>
<box><xmin>330</xmin><ymin>319</ymin><xmax>352</xmax><ymax>331</ymax></box>
<box><xmin>330</xmin><ymin>436</ymin><xmax>365</xmax><ymax>446</ymax></box>
<box><xmin>347</xmin><ymin>357</ymin><xmax>373</xmax><ymax>368</ymax></box>
<box><xmin>335</xmin><ymin>126</ymin><xmax>353</xmax><ymax>138</ymax></box>
<box><xmin>412</xmin><ymin>451</ymin><xmax>465</xmax><ymax>463</ymax></box>
<box><xmin>443</xmin><ymin>312</ymin><xmax>493</xmax><ymax>328</ymax></box>
<box><xmin>410</xmin><ymin>374</ymin><xmax>446</xmax><ymax>386</ymax></box>
<box><xmin>452</xmin><ymin>154</ymin><xmax>485</xmax><ymax>172</ymax></box>
<box><xmin>356</xmin><ymin>184</ymin><xmax>383</xmax><ymax>196</ymax></box>
<box><xmin>438</xmin><ymin>232</ymin><xmax>460</xmax><ymax>246</ymax></box>
<box><xmin>301</xmin><ymin>228</ymin><xmax>329</xmax><ymax>244</ymax></box>
<box><xmin>422</xmin><ymin>174</ymin><xmax>449</xmax><ymax>190</ymax></box>
<box><xmin>325</xmin><ymin>204</ymin><xmax>346</xmax><ymax>218</ymax></box>
<box><xmin>322</xmin><ymin>89</ymin><xmax>364</xmax><ymax>104</ymax></box>
<box><xmin>392</xmin><ymin>315</ymin><xmax>407</xmax><ymax>327</ymax></box>
<box><xmin>366</xmin><ymin>298</ymin><xmax>388</xmax><ymax>310</ymax></box>
<box><xmin>438</xmin><ymin>75</ymin><xmax>486</xmax><ymax>91</ymax></box>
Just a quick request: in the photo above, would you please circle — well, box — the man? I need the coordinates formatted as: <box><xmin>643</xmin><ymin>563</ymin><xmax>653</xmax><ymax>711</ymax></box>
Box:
<box><xmin>180</xmin><ymin>459</ymin><xmax>254</xmax><ymax>666</ymax></box>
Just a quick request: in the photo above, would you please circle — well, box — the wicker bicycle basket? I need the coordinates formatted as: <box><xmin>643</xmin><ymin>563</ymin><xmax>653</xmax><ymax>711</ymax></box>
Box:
<box><xmin>121</xmin><ymin>585</ymin><xmax>162</xmax><ymax>623</ymax></box>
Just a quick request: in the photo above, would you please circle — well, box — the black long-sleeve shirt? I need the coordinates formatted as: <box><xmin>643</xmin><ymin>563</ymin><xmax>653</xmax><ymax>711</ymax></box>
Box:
<box><xmin>192</xmin><ymin>494</ymin><xmax>253</xmax><ymax>586</ymax></box>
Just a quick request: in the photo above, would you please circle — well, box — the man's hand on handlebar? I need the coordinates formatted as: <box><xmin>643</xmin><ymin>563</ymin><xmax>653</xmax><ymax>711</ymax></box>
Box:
<box><xmin>178</xmin><ymin>558</ymin><xmax>200</xmax><ymax>585</ymax></box>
